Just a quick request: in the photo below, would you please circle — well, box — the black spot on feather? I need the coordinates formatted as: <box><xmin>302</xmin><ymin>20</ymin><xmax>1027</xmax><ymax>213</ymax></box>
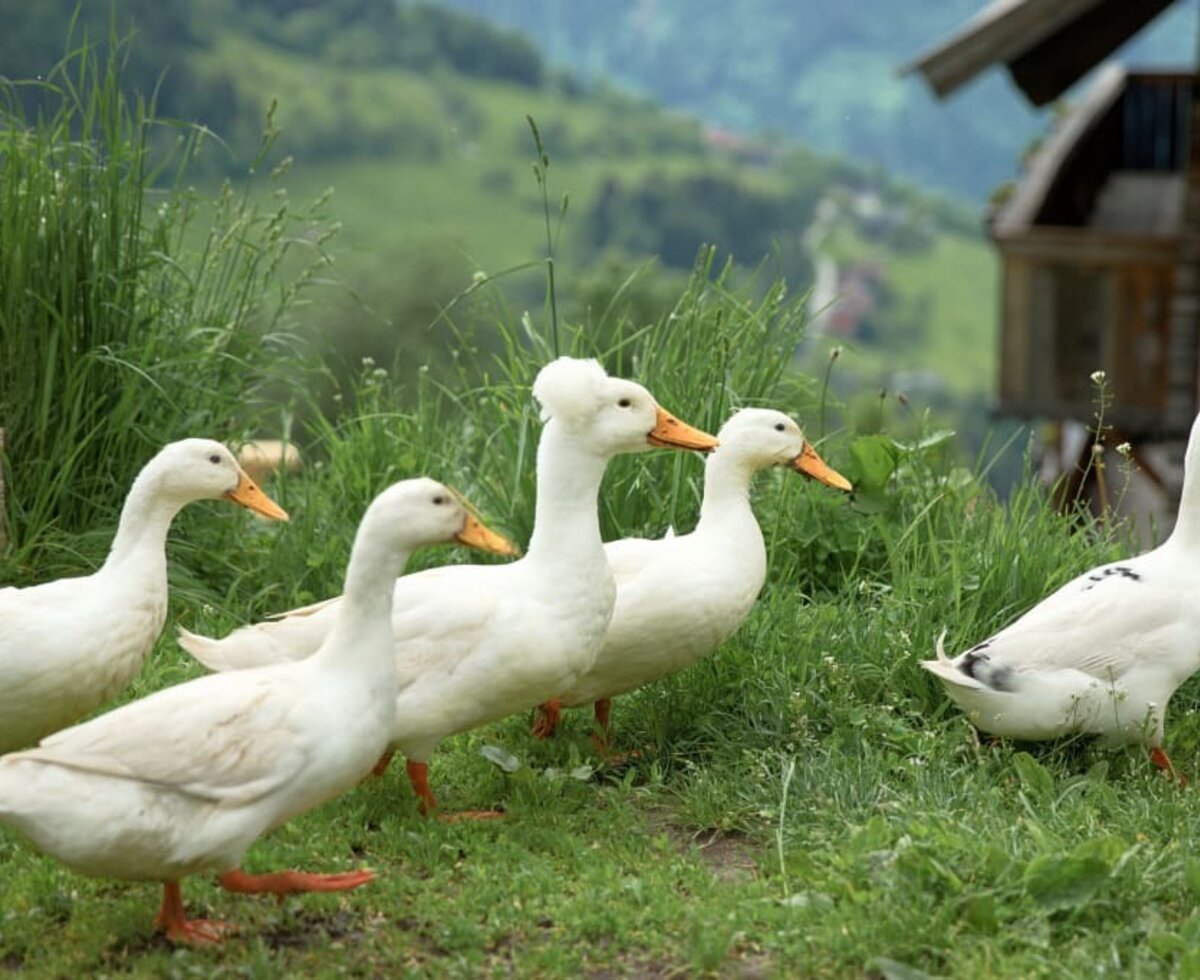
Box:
<box><xmin>959</xmin><ymin>648</ymin><xmax>1015</xmax><ymax>692</ymax></box>
<box><xmin>1083</xmin><ymin>565</ymin><xmax>1143</xmax><ymax>591</ymax></box>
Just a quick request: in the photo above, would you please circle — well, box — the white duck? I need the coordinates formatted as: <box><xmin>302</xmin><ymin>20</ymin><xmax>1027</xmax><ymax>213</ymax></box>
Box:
<box><xmin>0</xmin><ymin>439</ymin><xmax>287</xmax><ymax>755</ymax></box>
<box><xmin>531</xmin><ymin>408</ymin><xmax>851</xmax><ymax>748</ymax></box>
<box><xmin>0</xmin><ymin>478</ymin><xmax>515</xmax><ymax>945</ymax></box>
<box><xmin>179</xmin><ymin>358</ymin><xmax>719</xmax><ymax>816</ymax></box>
<box><xmin>923</xmin><ymin>411</ymin><xmax>1200</xmax><ymax>779</ymax></box>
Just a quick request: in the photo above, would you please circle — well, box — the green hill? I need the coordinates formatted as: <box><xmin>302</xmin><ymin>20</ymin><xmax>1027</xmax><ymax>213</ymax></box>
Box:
<box><xmin>0</xmin><ymin>0</ymin><xmax>997</xmax><ymax>410</ymax></box>
<box><xmin>432</xmin><ymin>0</ymin><xmax>1198</xmax><ymax>201</ymax></box>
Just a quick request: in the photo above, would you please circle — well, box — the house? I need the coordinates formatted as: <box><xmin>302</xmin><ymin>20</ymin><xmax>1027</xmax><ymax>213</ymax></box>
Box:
<box><xmin>903</xmin><ymin>0</ymin><xmax>1198</xmax><ymax>538</ymax></box>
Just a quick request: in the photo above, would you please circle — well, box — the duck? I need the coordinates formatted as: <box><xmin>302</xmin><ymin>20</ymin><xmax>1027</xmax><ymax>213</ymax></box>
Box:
<box><xmin>0</xmin><ymin>478</ymin><xmax>516</xmax><ymax>945</ymax></box>
<box><xmin>923</xmin><ymin>411</ymin><xmax>1200</xmax><ymax>780</ymax></box>
<box><xmin>179</xmin><ymin>357</ymin><xmax>719</xmax><ymax>816</ymax></box>
<box><xmin>0</xmin><ymin>439</ymin><xmax>288</xmax><ymax>755</ymax></box>
<box><xmin>531</xmin><ymin>408</ymin><xmax>851</xmax><ymax>748</ymax></box>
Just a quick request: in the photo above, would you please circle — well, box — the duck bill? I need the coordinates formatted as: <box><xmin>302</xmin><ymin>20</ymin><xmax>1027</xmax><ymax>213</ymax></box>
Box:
<box><xmin>791</xmin><ymin>443</ymin><xmax>852</xmax><ymax>491</ymax></box>
<box><xmin>225</xmin><ymin>471</ymin><xmax>290</xmax><ymax>521</ymax></box>
<box><xmin>456</xmin><ymin>514</ymin><xmax>521</xmax><ymax>557</ymax></box>
<box><xmin>646</xmin><ymin>406</ymin><xmax>719</xmax><ymax>452</ymax></box>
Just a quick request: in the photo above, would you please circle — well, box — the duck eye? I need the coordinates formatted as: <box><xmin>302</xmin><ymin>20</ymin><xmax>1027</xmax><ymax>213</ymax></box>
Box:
<box><xmin>208</xmin><ymin>454</ymin><xmax>221</xmax><ymax>464</ymax></box>
<box><xmin>618</xmin><ymin>398</ymin><xmax>632</xmax><ymax>408</ymax></box>
<box><xmin>774</xmin><ymin>423</ymin><xmax>785</xmax><ymax>432</ymax></box>
<box><xmin>432</xmin><ymin>495</ymin><xmax>446</xmax><ymax>505</ymax></box>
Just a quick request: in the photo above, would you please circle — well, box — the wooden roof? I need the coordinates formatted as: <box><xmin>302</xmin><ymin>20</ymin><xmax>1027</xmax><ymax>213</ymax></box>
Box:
<box><xmin>902</xmin><ymin>0</ymin><xmax>1177</xmax><ymax>105</ymax></box>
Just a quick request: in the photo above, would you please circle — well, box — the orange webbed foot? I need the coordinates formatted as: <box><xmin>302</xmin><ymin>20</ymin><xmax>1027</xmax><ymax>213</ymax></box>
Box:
<box><xmin>531</xmin><ymin>700</ymin><xmax>562</xmax><ymax>739</ymax></box>
<box><xmin>218</xmin><ymin>868</ymin><xmax>375</xmax><ymax>897</ymax></box>
<box><xmin>1150</xmin><ymin>746</ymin><xmax>1188</xmax><ymax>787</ymax></box>
<box><xmin>437</xmin><ymin>809</ymin><xmax>505</xmax><ymax>822</ymax></box>
<box><xmin>155</xmin><ymin>881</ymin><xmax>234</xmax><ymax>946</ymax></box>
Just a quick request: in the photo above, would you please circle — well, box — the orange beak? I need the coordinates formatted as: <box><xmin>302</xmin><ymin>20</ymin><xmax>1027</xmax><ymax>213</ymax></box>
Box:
<box><xmin>225</xmin><ymin>471</ymin><xmax>290</xmax><ymax>521</ymax></box>
<box><xmin>646</xmin><ymin>406</ymin><xmax>719</xmax><ymax>452</ymax></box>
<box><xmin>791</xmin><ymin>443</ymin><xmax>852</xmax><ymax>491</ymax></box>
<box><xmin>456</xmin><ymin>514</ymin><xmax>521</xmax><ymax>557</ymax></box>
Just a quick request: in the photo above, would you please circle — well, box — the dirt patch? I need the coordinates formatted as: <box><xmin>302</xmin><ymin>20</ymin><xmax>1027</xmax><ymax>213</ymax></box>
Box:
<box><xmin>643</xmin><ymin>809</ymin><xmax>760</xmax><ymax>884</ymax></box>
<box><xmin>585</xmin><ymin>949</ymin><xmax>772</xmax><ymax>979</ymax></box>
<box><xmin>262</xmin><ymin>908</ymin><xmax>365</xmax><ymax>951</ymax></box>
<box><xmin>1</xmin><ymin>952</ymin><xmax>24</xmax><ymax>973</ymax></box>
<box><xmin>584</xmin><ymin>955</ymin><xmax>677</xmax><ymax>979</ymax></box>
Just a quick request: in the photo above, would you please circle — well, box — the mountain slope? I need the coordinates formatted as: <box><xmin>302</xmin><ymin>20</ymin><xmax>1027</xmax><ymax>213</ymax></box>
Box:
<box><xmin>430</xmin><ymin>0</ymin><xmax>1198</xmax><ymax>200</ymax></box>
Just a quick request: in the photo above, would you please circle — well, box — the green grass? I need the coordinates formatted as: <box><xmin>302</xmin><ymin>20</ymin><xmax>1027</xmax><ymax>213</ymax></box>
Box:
<box><xmin>6</xmin><ymin>250</ymin><xmax>1199</xmax><ymax>975</ymax></box>
<box><xmin>6</xmin><ymin>437</ymin><xmax>1200</xmax><ymax>977</ymax></box>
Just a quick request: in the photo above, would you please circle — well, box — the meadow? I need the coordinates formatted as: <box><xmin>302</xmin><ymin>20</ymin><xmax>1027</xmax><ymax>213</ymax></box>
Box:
<box><xmin>6</xmin><ymin>42</ymin><xmax>1200</xmax><ymax>980</ymax></box>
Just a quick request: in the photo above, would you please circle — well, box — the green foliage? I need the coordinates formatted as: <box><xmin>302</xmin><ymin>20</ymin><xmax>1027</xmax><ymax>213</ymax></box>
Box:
<box><xmin>0</xmin><ymin>37</ymin><xmax>328</xmax><ymax>572</ymax></box>
<box><xmin>582</xmin><ymin>169</ymin><xmax>816</xmax><ymax>279</ymax></box>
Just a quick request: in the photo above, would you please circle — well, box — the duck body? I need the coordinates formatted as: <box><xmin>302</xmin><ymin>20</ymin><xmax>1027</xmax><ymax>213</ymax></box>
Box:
<box><xmin>0</xmin><ymin>569</ymin><xmax>168</xmax><ymax>755</ymax></box>
<box><xmin>0</xmin><ymin>653</ymin><xmax>391</xmax><ymax>881</ymax></box>
<box><xmin>194</xmin><ymin>534</ymin><xmax>615</xmax><ymax>764</ymax></box>
<box><xmin>180</xmin><ymin>359</ymin><xmax>718</xmax><ymax>811</ymax></box>
<box><xmin>562</xmin><ymin>507</ymin><xmax>765</xmax><ymax>707</ymax></box>
<box><xmin>0</xmin><ymin>478</ymin><xmax>512</xmax><ymax>942</ymax></box>
<box><xmin>541</xmin><ymin>408</ymin><xmax>852</xmax><ymax>733</ymax></box>
<box><xmin>0</xmin><ymin>440</ymin><xmax>287</xmax><ymax>754</ymax></box>
<box><xmin>924</xmin><ymin>411</ymin><xmax>1200</xmax><ymax>770</ymax></box>
<box><xmin>924</xmin><ymin>547</ymin><xmax>1200</xmax><ymax>749</ymax></box>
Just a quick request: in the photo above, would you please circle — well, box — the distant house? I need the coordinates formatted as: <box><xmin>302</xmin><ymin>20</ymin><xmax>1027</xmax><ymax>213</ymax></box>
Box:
<box><xmin>904</xmin><ymin>0</ymin><xmax>1198</xmax><ymax>534</ymax></box>
<box><xmin>827</xmin><ymin>261</ymin><xmax>887</xmax><ymax>341</ymax></box>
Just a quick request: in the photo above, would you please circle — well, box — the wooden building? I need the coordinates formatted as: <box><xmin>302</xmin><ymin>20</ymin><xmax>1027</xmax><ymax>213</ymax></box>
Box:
<box><xmin>904</xmin><ymin>0</ymin><xmax>1200</xmax><ymax>530</ymax></box>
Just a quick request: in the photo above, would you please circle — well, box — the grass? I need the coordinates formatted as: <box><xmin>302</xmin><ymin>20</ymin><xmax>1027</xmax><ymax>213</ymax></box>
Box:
<box><xmin>6</xmin><ymin>259</ymin><xmax>1200</xmax><ymax>975</ymax></box>
<box><xmin>8</xmin><ymin>29</ymin><xmax>1200</xmax><ymax>980</ymax></box>
<box><xmin>7</xmin><ymin>438</ymin><xmax>1200</xmax><ymax>976</ymax></box>
<box><xmin>0</xmin><ymin>32</ymin><xmax>334</xmax><ymax>574</ymax></box>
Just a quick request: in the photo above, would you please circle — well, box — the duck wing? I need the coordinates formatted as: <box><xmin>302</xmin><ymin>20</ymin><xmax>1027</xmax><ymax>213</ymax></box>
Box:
<box><xmin>16</xmin><ymin>669</ymin><xmax>310</xmax><ymax>806</ymax></box>
<box><xmin>958</xmin><ymin>559</ymin><xmax>1188</xmax><ymax>683</ymax></box>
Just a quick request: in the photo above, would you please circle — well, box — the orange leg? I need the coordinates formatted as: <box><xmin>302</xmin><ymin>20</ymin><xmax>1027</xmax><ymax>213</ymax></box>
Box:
<box><xmin>218</xmin><ymin>867</ymin><xmax>374</xmax><ymax>898</ymax></box>
<box><xmin>371</xmin><ymin>749</ymin><xmax>395</xmax><ymax>779</ymax></box>
<box><xmin>154</xmin><ymin>880</ymin><xmax>232</xmax><ymax>946</ymax></box>
<box><xmin>1150</xmin><ymin>746</ymin><xmax>1189</xmax><ymax>786</ymax></box>
<box><xmin>531</xmin><ymin>699</ymin><xmax>562</xmax><ymax>739</ymax></box>
<box><xmin>590</xmin><ymin>697</ymin><xmax>613</xmax><ymax>754</ymax></box>
<box><xmin>407</xmin><ymin>758</ymin><xmax>503</xmax><ymax>821</ymax></box>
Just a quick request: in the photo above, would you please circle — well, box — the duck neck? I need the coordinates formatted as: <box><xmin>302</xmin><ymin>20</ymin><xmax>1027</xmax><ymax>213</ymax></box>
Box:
<box><xmin>697</xmin><ymin>452</ymin><xmax>758</xmax><ymax>534</ymax></box>
<box><xmin>526</xmin><ymin>421</ymin><xmax>608</xmax><ymax>565</ymax></box>
<box><xmin>1172</xmin><ymin>435</ymin><xmax>1200</xmax><ymax>552</ymax></box>
<box><xmin>101</xmin><ymin>468</ymin><xmax>183</xmax><ymax>577</ymax></box>
<box><xmin>320</xmin><ymin>528</ymin><xmax>409</xmax><ymax>673</ymax></box>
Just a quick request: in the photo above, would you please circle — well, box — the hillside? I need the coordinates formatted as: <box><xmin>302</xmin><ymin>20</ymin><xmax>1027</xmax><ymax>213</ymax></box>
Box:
<box><xmin>0</xmin><ymin>0</ymin><xmax>997</xmax><ymax>414</ymax></box>
<box><xmin>432</xmin><ymin>0</ymin><xmax>1199</xmax><ymax>201</ymax></box>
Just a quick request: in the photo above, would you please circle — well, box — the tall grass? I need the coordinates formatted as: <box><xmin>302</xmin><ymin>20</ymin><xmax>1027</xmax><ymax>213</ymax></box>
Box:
<box><xmin>0</xmin><ymin>33</ymin><xmax>330</xmax><ymax>577</ymax></box>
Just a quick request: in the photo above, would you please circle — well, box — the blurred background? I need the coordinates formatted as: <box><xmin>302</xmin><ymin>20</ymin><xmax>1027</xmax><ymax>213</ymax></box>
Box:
<box><xmin>3</xmin><ymin>0</ymin><xmax>1199</xmax><ymax>539</ymax></box>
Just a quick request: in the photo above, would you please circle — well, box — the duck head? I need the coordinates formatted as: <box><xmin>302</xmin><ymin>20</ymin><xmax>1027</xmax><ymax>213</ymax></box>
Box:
<box><xmin>715</xmin><ymin>409</ymin><xmax>851</xmax><ymax>490</ymax></box>
<box><xmin>364</xmin><ymin>478</ymin><xmax>518</xmax><ymax>556</ymax></box>
<box><xmin>147</xmin><ymin>439</ymin><xmax>289</xmax><ymax>520</ymax></box>
<box><xmin>532</xmin><ymin>357</ymin><xmax>718</xmax><ymax>457</ymax></box>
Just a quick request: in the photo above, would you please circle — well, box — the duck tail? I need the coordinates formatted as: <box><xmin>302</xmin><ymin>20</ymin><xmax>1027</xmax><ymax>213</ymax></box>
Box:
<box><xmin>176</xmin><ymin>626</ymin><xmax>235</xmax><ymax>673</ymax></box>
<box><xmin>920</xmin><ymin>629</ymin><xmax>988</xmax><ymax>691</ymax></box>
